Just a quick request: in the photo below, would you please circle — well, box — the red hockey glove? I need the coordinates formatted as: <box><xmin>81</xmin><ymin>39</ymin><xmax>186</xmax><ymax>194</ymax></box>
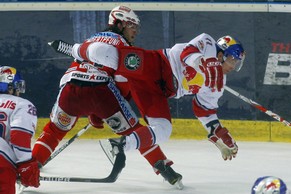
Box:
<box><xmin>17</xmin><ymin>157</ymin><xmax>40</xmax><ymax>187</ymax></box>
<box><xmin>88</xmin><ymin>114</ymin><xmax>104</xmax><ymax>129</ymax></box>
<box><xmin>208</xmin><ymin>126</ymin><xmax>238</xmax><ymax>160</ymax></box>
<box><xmin>201</xmin><ymin>57</ymin><xmax>223</xmax><ymax>91</ymax></box>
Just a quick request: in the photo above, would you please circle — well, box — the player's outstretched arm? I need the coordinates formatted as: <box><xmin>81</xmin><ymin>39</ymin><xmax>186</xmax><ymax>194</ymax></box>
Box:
<box><xmin>206</xmin><ymin>120</ymin><xmax>238</xmax><ymax>161</ymax></box>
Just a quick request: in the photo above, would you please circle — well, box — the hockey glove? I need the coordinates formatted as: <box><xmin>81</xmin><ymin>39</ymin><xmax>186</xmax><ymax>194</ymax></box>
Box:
<box><xmin>201</xmin><ymin>57</ymin><xmax>223</xmax><ymax>91</ymax></box>
<box><xmin>208</xmin><ymin>126</ymin><xmax>238</xmax><ymax>160</ymax></box>
<box><xmin>88</xmin><ymin>114</ymin><xmax>104</xmax><ymax>129</ymax></box>
<box><xmin>17</xmin><ymin>157</ymin><xmax>40</xmax><ymax>188</ymax></box>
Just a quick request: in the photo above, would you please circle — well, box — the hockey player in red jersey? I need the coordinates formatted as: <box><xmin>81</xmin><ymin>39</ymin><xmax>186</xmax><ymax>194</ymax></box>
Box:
<box><xmin>0</xmin><ymin>66</ymin><xmax>39</xmax><ymax>194</ymax></box>
<box><xmin>74</xmin><ymin>33</ymin><xmax>244</xmax><ymax>169</ymax></box>
<box><xmin>33</xmin><ymin>5</ymin><xmax>183</xmax><ymax>188</ymax></box>
<box><xmin>32</xmin><ymin>6</ymin><xmax>141</xmax><ymax>166</ymax></box>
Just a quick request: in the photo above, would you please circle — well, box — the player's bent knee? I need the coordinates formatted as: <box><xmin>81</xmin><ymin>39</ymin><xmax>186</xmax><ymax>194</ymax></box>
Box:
<box><xmin>147</xmin><ymin>117</ymin><xmax>172</xmax><ymax>144</ymax></box>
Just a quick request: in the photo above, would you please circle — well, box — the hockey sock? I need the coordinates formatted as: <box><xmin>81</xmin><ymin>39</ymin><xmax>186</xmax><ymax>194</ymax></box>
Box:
<box><xmin>139</xmin><ymin>144</ymin><xmax>173</xmax><ymax>174</ymax></box>
<box><xmin>0</xmin><ymin>156</ymin><xmax>17</xmax><ymax>194</ymax></box>
<box><xmin>131</xmin><ymin>126</ymin><xmax>155</xmax><ymax>149</ymax></box>
<box><xmin>32</xmin><ymin>121</ymin><xmax>67</xmax><ymax>165</ymax></box>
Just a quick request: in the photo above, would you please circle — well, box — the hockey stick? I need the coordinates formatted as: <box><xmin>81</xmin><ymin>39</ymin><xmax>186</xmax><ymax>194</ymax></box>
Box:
<box><xmin>43</xmin><ymin>124</ymin><xmax>92</xmax><ymax>167</ymax></box>
<box><xmin>16</xmin><ymin>124</ymin><xmax>92</xmax><ymax>194</ymax></box>
<box><xmin>40</xmin><ymin>152</ymin><xmax>126</xmax><ymax>183</ymax></box>
<box><xmin>224</xmin><ymin>86</ymin><xmax>291</xmax><ymax>127</ymax></box>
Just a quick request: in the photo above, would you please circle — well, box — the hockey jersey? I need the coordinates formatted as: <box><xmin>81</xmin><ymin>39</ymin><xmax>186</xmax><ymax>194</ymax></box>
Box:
<box><xmin>0</xmin><ymin>94</ymin><xmax>37</xmax><ymax>166</ymax></box>
<box><xmin>161</xmin><ymin>33</ymin><xmax>225</xmax><ymax>130</ymax></box>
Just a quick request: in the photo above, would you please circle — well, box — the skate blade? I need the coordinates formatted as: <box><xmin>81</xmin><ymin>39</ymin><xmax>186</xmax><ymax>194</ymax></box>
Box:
<box><xmin>175</xmin><ymin>179</ymin><xmax>184</xmax><ymax>190</ymax></box>
<box><xmin>99</xmin><ymin>139</ymin><xmax>115</xmax><ymax>165</ymax></box>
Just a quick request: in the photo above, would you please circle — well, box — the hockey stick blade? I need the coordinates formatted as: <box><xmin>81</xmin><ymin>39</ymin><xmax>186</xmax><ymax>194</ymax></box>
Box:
<box><xmin>40</xmin><ymin>152</ymin><xmax>126</xmax><ymax>183</ymax></box>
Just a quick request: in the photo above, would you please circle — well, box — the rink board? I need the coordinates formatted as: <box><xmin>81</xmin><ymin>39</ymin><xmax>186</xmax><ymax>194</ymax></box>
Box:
<box><xmin>36</xmin><ymin>118</ymin><xmax>291</xmax><ymax>142</ymax></box>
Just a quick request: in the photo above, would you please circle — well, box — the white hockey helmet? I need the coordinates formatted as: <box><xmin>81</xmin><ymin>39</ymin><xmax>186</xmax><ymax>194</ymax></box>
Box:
<box><xmin>251</xmin><ymin>176</ymin><xmax>289</xmax><ymax>194</ymax></box>
<box><xmin>0</xmin><ymin>66</ymin><xmax>25</xmax><ymax>94</ymax></box>
<box><xmin>108</xmin><ymin>5</ymin><xmax>140</xmax><ymax>26</ymax></box>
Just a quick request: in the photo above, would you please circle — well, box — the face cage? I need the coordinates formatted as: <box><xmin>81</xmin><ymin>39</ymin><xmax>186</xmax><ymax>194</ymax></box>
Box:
<box><xmin>14</xmin><ymin>80</ymin><xmax>26</xmax><ymax>93</ymax></box>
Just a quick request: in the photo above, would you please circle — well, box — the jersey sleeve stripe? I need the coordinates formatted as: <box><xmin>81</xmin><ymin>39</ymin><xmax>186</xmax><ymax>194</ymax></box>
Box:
<box><xmin>11</xmin><ymin>127</ymin><xmax>34</xmax><ymax>135</ymax></box>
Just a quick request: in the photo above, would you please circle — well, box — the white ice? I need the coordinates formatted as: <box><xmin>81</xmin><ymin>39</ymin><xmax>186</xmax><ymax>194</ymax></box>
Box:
<box><xmin>22</xmin><ymin>140</ymin><xmax>291</xmax><ymax>194</ymax></box>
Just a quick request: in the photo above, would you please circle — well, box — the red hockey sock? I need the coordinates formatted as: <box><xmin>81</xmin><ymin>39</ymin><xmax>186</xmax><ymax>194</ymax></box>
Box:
<box><xmin>133</xmin><ymin>126</ymin><xmax>155</xmax><ymax>149</ymax></box>
<box><xmin>139</xmin><ymin>145</ymin><xmax>167</xmax><ymax>166</ymax></box>
<box><xmin>32</xmin><ymin>121</ymin><xmax>67</xmax><ymax>165</ymax></box>
<box><xmin>0</xmin><ymin>156</ymin><xmax>17</xmax><ymax>194</ymax></box>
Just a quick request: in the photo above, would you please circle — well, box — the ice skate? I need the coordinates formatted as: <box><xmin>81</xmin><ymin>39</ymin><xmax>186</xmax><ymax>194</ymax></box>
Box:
<box><xmin>99</xmin><ymin>136</ymin><xmax>126</xmax><ymax>165</ymax></box>
<box><xmin>154</xmin><ymin>160</ymin><xmax>184</xmax><ymax>190</ymax></box>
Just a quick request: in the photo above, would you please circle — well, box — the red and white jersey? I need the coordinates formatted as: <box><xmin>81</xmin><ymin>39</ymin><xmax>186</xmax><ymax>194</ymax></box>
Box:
<box><xmin>71</xmin><ymin>32</ymin><xmax>130</xmax><ymax>84</ymax></box>
<box><xmin>59</xmin><ymin>61</ymin><xmax>111</xmax><ymax>87</ymax></box>
<box><xmin>0</xmin><ymin>94</ymin><xmax>37</xmax><ymax>166</ymax></box>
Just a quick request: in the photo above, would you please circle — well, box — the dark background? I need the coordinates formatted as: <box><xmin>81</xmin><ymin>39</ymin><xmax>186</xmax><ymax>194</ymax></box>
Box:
<box><xmin>0</xmin><ymin>8</ymin><xmax>290</xmax><ymax>121</ymax></box>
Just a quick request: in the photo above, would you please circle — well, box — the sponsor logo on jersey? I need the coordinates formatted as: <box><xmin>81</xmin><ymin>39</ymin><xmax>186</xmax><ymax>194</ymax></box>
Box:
<box><xmin>107</xmin><ymin>82</ymin><xmax>137</xmax><ymax>126</ymax></box>
<box><xmin>124</xmin><ymin>53</ymin><xmax>141</xmax><ymax>70</ymax></box>
<box><xmin>88</xmin><ymin>32</ymin><xmax>123</xmax><ymax>46</ymax></box>
<box><xmin>107</xmin><ymin>117</ymin><xmax>121</xmax><ymax>130</ymax></box>
<box><xmin>206</xmin><ymin>61</ymin><xmax>220</xmax><ymax>67</ymax></box>
<box><xmin>0</xmin><ymin>100</ymin><xmax>16</xmax><ymax>110</ymax></box>
<box><xmin>57</xmin><ymin>112</ymin><xmax>71</xmax><ymax>127</ymax></box>
<box><xmin>71</xmin><ymin>72</ymin><xmax>108</xmax><ymax>82</ymax></box>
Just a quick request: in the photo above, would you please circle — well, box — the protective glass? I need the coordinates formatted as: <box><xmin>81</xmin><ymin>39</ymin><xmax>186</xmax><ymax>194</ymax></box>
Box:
<box><xmin>125</xmin><ymin>21</ymin><xmax>140</xmax><ymax>33</ymax></box>
<box><xmin>223</xmin><ymin>53</ymin><xmax>245</xmax><ymax>72</ymax></box>
<box><xmin>14</xmin><ymin>80</ymin><xmax>25</xmax><ymax>93</ymax></box>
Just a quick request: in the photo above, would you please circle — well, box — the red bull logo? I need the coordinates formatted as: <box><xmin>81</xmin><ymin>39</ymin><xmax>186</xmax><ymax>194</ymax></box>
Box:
<box><xmin>266</xmin><ymin>182</ymin><xmax>277</xmax><ymax>190</ymax></box>
<box><xmin>0</xmin><ymin>67</ymin><xmax>16</xmax><ymax>82</ymax></box>
<box><xmin>265</xmin><ymin>179</ymin><xmax>280</xmax><ymax>191</ymax></box>
<box><xmin>0</xmin><ymin>67</ymin><xmax>16</xmax><ymax>75</ymax></box>
<box><xmin>223</xmin><ymin>36</ymin><xmax>231</xmax><ymax>43</ymax></box>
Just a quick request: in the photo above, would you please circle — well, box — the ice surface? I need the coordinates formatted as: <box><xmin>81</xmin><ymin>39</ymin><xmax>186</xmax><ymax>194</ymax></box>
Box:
<box><xmin>22</xmin><ymin>140</ymin><xmax>291</xmax><ymax>194</ymax></box>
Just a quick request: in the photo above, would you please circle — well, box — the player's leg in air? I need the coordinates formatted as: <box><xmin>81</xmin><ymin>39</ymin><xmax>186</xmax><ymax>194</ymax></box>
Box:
<box><xmin>102</xmin><ymin>61</ymin><xmax>183</xmax><ymax>188</ymax></box>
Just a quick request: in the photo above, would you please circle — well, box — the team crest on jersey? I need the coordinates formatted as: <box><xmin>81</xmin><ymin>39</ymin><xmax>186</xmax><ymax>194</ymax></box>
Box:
<box><xmin>57</xmin><ymin>112</ymin><xmax>72</xmax><ymax>127</ymax></box>
<box><xmin>124</xmin><ymin>53</ymin><xmax>141</xmax><ymax>70</ymax></box>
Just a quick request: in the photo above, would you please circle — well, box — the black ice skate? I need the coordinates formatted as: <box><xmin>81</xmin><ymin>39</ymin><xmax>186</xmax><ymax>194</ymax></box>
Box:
<box><xmin>154</xmin><ymin>160</ymin><xmax>184</xmax><ymax>190</ymax></box>
<box><xmin>99</xmin><ymin>136</ymin><xmax>126</xmax><ymax>165</ymax></box>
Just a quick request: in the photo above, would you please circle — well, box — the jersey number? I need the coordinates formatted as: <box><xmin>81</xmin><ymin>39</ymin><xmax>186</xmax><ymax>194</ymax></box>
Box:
<box><xmin>28</xmin><ymin>105</ymin><xmax>37</xmax><ymax>116</ymax></box>
<box><xmin>0</xmin><ymin>112</ymin><xmax>7</xmax><ymax>138</ymax></box>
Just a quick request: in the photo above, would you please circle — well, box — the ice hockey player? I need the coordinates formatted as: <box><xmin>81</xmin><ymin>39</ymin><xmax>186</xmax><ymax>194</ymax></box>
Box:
<box><xmin>33</xmin><ymin>5</ymin><xmax>183</xmax><ymax>189</ymax></box>
<box><xmin>0</xmin><ymin>66</ymin><xmax>39</xmax><ymax>194</ymax></box>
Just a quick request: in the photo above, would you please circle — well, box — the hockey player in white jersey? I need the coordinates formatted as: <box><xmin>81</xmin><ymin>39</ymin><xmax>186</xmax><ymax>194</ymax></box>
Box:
<box><xmin>165</xmin><ymin>33</ymin><xmax>245</xmax><ymax>160</ymax></box>
<box><xmin>0</xmin><ymin>66</ymin><xmax>39</xmax><ymax>194</ymax></box>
